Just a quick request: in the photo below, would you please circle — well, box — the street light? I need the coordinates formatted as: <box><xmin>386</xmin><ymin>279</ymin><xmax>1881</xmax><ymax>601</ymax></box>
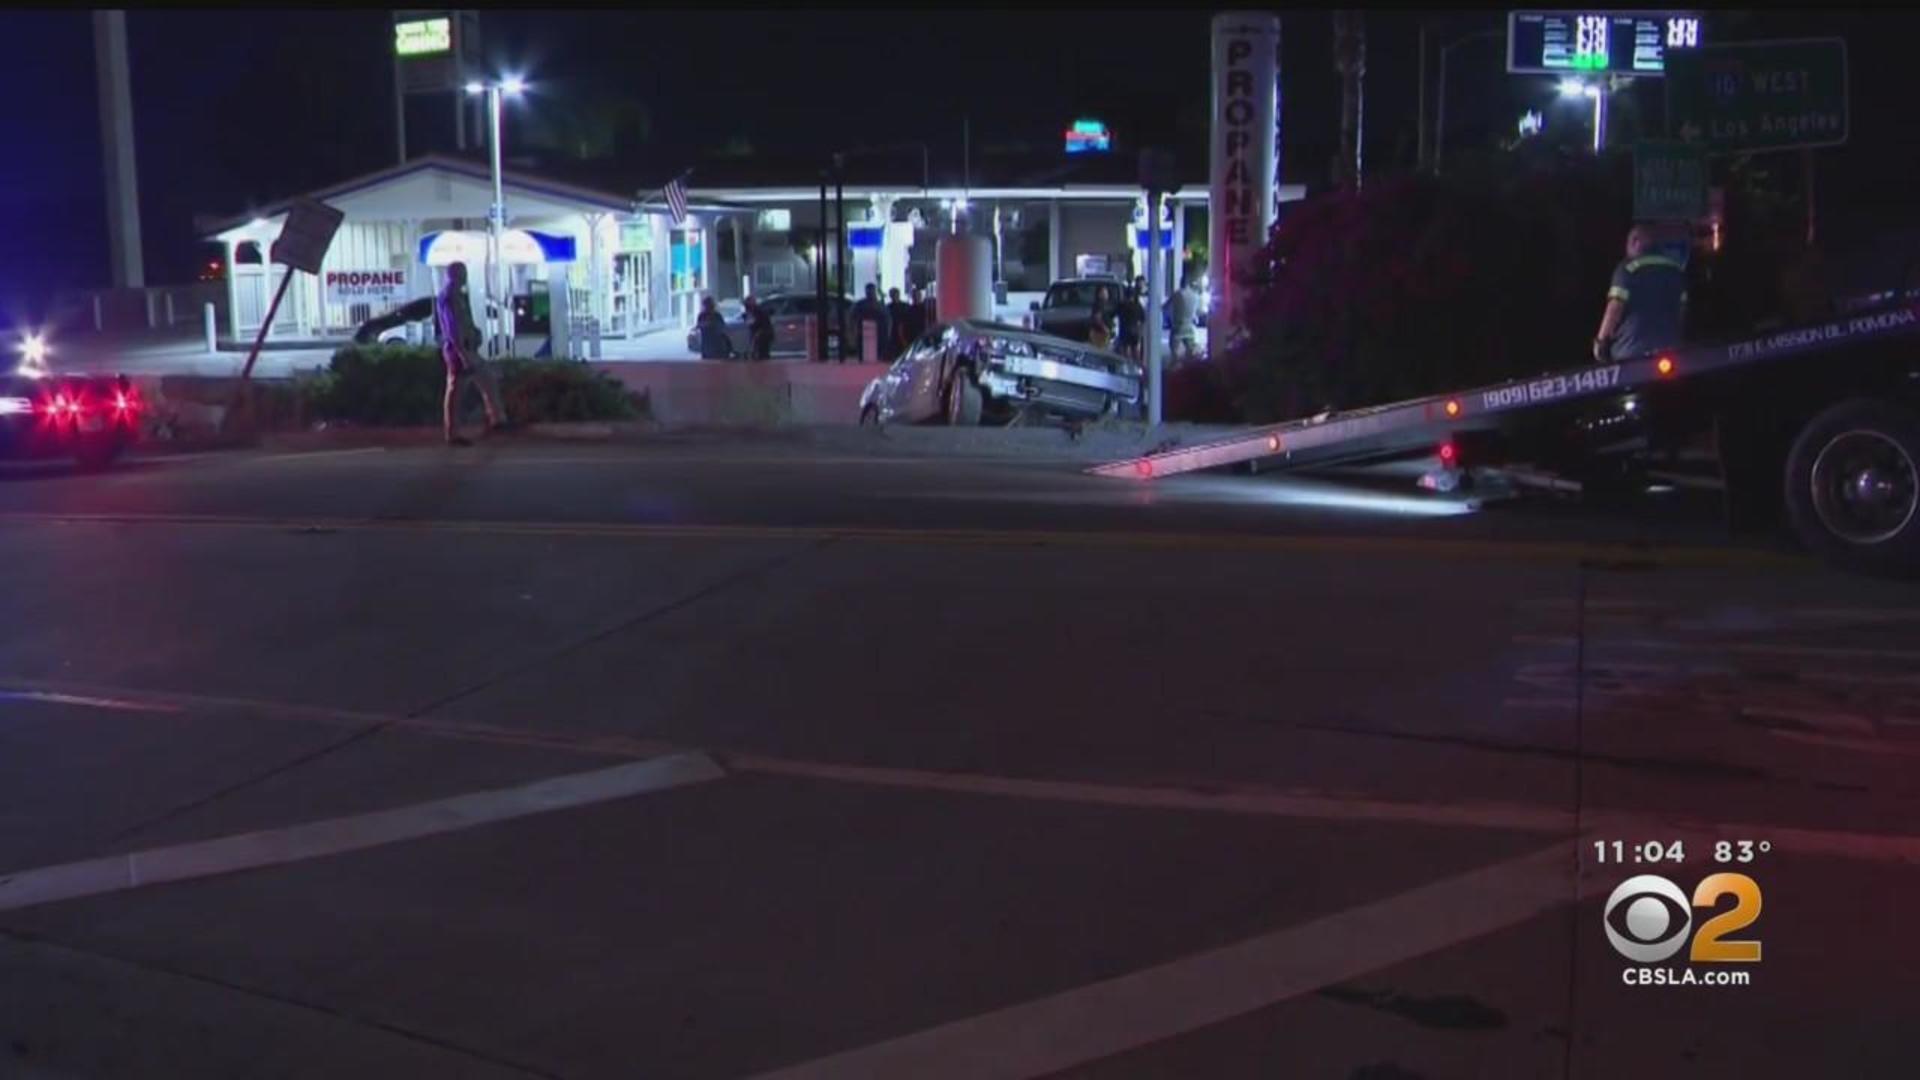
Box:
<box><xmin>1558</xmin><ymin>77</ymin><xmax>1607</xmax><ymax>153</ymax></box>
<box><xmin>465</xmin><ymin>75</ymin><xmax>527</xmax><ymax>357</ymax></box>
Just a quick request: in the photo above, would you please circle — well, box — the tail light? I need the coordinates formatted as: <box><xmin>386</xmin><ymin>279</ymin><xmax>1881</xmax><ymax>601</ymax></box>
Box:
<box><xmin>1438</xmin><ymin>440</ymin><xmax>1458</xmax><ymax>466</ymax></box>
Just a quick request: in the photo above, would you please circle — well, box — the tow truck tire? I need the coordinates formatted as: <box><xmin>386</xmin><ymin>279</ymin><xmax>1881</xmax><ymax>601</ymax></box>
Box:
<box><xmin>1784</xmin><ymin>398</ymin><xmax>1920</xmax><ymax>578</ymax></box>
<box><xmin>944</xmin><ymin>368</ymin><xmax>983</xmax><ymax>427</ymax></box>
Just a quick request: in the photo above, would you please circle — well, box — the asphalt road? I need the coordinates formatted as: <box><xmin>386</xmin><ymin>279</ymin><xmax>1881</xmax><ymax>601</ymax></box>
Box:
<box><xmin>1</xmin><ymin>433</ymin><xmax>1916</xmax><ymax>1079</ymax></box>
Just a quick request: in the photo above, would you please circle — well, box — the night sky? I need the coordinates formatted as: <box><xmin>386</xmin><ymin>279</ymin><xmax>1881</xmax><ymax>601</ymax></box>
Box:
<box><xmin>3</xmin><ymin>9</ymin><xmax>1915</xmax><ymax>313</ymax></box>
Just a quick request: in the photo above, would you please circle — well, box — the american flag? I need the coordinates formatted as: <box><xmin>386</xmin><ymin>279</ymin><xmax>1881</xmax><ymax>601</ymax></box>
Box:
<box><xmin>664</xmin><ymin>173</ymin><xmax>689</xmax><ymax>225</ymax></box>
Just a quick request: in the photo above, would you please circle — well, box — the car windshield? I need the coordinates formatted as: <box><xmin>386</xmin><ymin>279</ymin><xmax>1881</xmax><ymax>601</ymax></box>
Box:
<box><xmin>1046</xmin><ymin>283</ymin><xmax>1107</xmax><ymax>309</ymax></box>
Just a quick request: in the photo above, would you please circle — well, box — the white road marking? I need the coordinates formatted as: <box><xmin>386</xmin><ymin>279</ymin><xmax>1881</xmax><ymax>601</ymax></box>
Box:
<box><xmin>0</xmin><ymin>751</ymin><xmax>724</xmax><ymax>914</ymax></box>
<box><xmin>12</xmin><ymin>677</ymin><xmax>1919</xmax><ymax>866</ymax></box>
<box><xmin>0</xmin><ymin>689</ymin><xmax>182</xmax><ymax>714</ymax></box>
<box><xmin>752</xmin><ymin>810</ymin><xmax>1920</xmax><ymax>1079</ymax></box>
<box><xmin>247</xmin><ymin>446</ymin><xmax>389</xmax><ymax>464</ymax></box>
<box><xmin>1515</xmin><ymin>635</ymin><xmax>1920</xmax><ymax>663</ymax></box>
<box><xmin>748</xmin><ymin>843</ymin><xmax>1580</xmax><ymax>1080</ymax></box>
<box><xmin>729</xmin><ymin>755</ymin><xmax>1576</xmax><ymax>833</ymax></box>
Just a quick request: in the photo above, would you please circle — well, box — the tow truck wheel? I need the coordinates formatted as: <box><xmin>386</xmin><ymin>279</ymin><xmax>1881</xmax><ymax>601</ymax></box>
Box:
<box><xmin>944</xmin><ymin>368</ymin><xmax>983</xmax><ymax>427</ymax></box>
<box><xmin>1785</xmin><ymin>398</ymin><xmax>1920</xmax><ymax>578</ymax></box>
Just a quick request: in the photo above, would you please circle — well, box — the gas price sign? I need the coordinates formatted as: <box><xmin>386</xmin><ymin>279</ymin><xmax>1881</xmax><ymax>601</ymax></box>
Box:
<box><xmin>1508</xmin><ymin>11</ymin><xmax>1703</xmax><ymax>76</ymax></box>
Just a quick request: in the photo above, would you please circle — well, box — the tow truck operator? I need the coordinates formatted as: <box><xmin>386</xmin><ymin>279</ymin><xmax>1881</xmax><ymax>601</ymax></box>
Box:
<box><xmin>1593</xmin><ymin>224</ymin><xmax>1688</xmax><ymax>364</ymax></box>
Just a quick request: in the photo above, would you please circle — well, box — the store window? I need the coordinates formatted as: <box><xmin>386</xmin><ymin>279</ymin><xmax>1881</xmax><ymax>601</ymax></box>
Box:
<box><xmin>669</xmin><ymin>228</ymin><xmax>705</xmax><ymax>293</ymax></box>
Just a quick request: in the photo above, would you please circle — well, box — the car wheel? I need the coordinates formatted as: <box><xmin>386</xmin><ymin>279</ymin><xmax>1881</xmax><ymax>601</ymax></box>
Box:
<box><xmin>859</xmin><ymin>404</ymin><xmax>880</xmax><ymax>426</ymax></box>
<box><xmin>1784</xmin><ymin>397</ymin><xmax>1920</xmax><ymax>578</ymax></box>
<box><xmin>944</xmin><ymin>368</ymin><xmax>983</xmax><ymax>426</ymax></box>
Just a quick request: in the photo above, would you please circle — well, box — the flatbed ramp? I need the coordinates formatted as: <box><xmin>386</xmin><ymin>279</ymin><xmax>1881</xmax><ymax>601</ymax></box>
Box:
<box><xmin>1088</xmin><ymin>303</ymin><xmax>1920</xmax><ymax>480</ymax></box>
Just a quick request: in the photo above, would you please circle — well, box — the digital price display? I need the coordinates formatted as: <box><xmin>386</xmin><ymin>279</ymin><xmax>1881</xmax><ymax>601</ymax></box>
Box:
<box><xmin>1507</xmin><ymin>11</ymin><xmax>1702</xmax><ymax>76</ymax></box>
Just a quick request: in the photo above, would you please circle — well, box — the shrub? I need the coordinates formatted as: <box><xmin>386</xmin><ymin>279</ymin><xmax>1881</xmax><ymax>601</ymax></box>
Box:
<box><xmin>310</xmin><ymin>344</ymin><xmax>444</xmax><ymax>425</ymax></box>
<box><xmin>310</xmin><ymin>345</ymin><xmax>643</xmax><ymax>426</ymax></box>
<box><xmin>496</xmin><ymin>359</ymin><xmax>642</xmax><ymax>422</ymax></box>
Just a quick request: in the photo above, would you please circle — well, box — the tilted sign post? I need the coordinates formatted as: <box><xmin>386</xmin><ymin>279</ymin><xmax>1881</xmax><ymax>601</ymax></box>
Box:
<box><xmin>228</xmin><ymin>198</ymin><xmax>344</xmax><ymax>433</ymax></box>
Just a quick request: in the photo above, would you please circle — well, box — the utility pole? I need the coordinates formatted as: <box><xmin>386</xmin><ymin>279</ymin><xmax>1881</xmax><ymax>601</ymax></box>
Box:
<box><xmin>1332</xmin><ymin>11</ymin><xmax>1366</xmax><ymax>190</ymax></box>
<box><xmin>1416</xmin><ymin>23</ymin><xmax>1428</xmax><ymax>171</ymax></box>
<box><xmin>93</xmin><ymin>10</ymin><xmax>144</xmax><ymax>288</ymax></box>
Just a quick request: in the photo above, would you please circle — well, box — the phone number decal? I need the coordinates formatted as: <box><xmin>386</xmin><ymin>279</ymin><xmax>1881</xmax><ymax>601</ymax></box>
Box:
<box><xmin>1481</xmin><ymin>365</ymin><xmax>1619</xmax><ymax>411</ymax></box>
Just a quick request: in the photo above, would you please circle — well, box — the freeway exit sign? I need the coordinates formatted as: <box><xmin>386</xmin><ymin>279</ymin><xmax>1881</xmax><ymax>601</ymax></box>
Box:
<box><xmin>1666</xmin><ymin>38</ymin><xmax>1848</xmax><ymax>154</ymax></box>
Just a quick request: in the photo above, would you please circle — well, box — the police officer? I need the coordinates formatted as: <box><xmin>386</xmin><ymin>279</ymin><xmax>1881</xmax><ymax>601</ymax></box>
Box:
<box><xmin>1593</xmin><ymin>224</ymin><xmax>1688</xmax><ymax>364</ymax></box>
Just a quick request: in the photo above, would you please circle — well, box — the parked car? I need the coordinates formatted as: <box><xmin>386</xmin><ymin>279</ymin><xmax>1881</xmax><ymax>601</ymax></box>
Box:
<box><xmin>858</xmin><ymin>320</ymin><xmax>1143</xmax><ymax>426</ymax></box>
<box><xmin>686</xmin><ymin>293</ymin><xmax>851</xmax><ymax>357</ymax></box>
<box><xmin>1028</xmin><ymin>277</ymin><xmax>1125</xmax><ymax>343</ymax></box>
<box><xmin>1</xmin><ymin>337</ymin><xmax>141</xmax><ymax>469</ymax></box>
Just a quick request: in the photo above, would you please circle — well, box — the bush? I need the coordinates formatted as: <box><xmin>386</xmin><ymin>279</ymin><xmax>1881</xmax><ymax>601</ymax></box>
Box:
<box><xmin>310</xmin><ymin>345</ymin><xmax>643</xmax><ymax>426</ymax></box>
<box><xmin>311</xmin><ymin>344</ymin><xmax>445</xmax><ymax>425</ymax></box>
<box><xmin>495</xmin><ymin>358</ymin><xmax>642</xmax><ymax>422</ymax></box>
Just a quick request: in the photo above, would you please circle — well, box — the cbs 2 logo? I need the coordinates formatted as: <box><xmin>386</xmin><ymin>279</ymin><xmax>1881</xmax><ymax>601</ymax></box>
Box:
<box><xmin>1603</xmin><ymin>873</ymin><xmax>1762</xmax><ymax>964</ymax></box>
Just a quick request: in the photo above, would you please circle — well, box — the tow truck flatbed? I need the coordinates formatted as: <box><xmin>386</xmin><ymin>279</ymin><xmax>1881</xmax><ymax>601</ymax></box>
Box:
<box><xmin>1090</xmin><ymin>301</ymin><xmax>1920</xmax><ymax>577</ymax></box>
<box><xmin>1092</xmin><ymin>302</ymin><xmax>1920</xmax><ymax>480</ymax></box>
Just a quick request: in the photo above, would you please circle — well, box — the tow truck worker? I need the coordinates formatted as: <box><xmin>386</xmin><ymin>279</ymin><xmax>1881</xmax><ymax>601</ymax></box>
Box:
<box><xmin>1593</xmin><ymin>224</ymin><xmax>1688</xmax><ymax>364</ymax></box>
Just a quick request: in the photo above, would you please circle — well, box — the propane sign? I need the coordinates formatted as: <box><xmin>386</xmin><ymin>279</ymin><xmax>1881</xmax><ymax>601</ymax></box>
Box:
<box><xmin>1208</xmin><ymin>10</ymin><xmax>1282</xmax><ymax>353</ymax></box>
<box><xmin>324</xmin><ymin>269</ymin><xmax>408</xmax><ymax>306</ymax></box>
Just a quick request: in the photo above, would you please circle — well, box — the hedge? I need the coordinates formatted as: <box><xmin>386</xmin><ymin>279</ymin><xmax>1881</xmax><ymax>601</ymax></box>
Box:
<box><xmin>310</xmin><ymin>344</ymin><xmax>644</xmax><ymax>426</ymax></box>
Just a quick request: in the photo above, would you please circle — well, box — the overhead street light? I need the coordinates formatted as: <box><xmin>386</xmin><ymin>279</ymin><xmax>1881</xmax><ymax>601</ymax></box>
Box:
<box><xmin>1558</xmin><ymin>76</ymin><xmax>1607</xmax><ymax>153</ymax></box>
<box><xmin>465</xmin><ymin>75</ymin><xmax>528</xmax><ymax>357</ymax></box>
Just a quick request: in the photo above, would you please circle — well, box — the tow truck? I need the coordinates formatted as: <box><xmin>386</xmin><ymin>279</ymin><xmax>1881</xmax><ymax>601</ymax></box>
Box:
<box><xmin>0</xmin><ymin>333</ymin><xmax>142</xmax><ymax>469</ymax></box>
<box><xmin>1091</xmin><ymin>298</ymin><xmax>1920</xmax><ymax>578</ymax></box>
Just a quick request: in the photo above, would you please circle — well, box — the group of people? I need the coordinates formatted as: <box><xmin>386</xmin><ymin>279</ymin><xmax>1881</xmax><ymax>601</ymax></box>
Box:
<box><xmin>850</xmin><ymin>283</ymin><xmax>936</xmax><ymax>363</ymax></box>
<box><xmin>693</xmin><ymin>283</ymin><xmax>937</xmax><ymax>363</ymax></box>
<box><xmin>1083</xmin><ymin>276</ymin><xmax>1203</xmax><ymax>364</ymax></box>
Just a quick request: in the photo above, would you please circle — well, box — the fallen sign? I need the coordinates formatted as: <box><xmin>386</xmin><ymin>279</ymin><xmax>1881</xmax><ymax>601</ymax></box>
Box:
<box><xmin>230</xmin><ymin>197</ymin><xmax>348</xmax><ymax>431</ymax></box>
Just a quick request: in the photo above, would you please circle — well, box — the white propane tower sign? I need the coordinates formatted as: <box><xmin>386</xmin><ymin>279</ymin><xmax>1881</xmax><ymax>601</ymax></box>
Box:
<box><xmin>1208</xmin><ymin>11</ymin><xmax>1281</xmax><ymax>355</ymax></box>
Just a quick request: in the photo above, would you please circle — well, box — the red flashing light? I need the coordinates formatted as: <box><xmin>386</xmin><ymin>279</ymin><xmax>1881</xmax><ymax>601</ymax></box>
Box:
<box><xmin>1438</xmin><ymin>441</ymin><xmax>1458</xmax><ymax>465</ymax></box>
<box><xmin>1267</xmin><ymin>433</ymin><xmax>1282</xmax><ymax>453</ymax></box>
<box><xmin>1444</xmin><ymin>399</ymin><xmax>1461</xmax><ymax>418</ymax></box>
<box><xmin>1135</xmin><ymin>460</ymin><xmax>1154</xmax><ymax>478</ymax></box>
<box><xmin>1656</xmin><ymin>356</ymin><xmax>1676</xmax><ymax>377</ymax></box>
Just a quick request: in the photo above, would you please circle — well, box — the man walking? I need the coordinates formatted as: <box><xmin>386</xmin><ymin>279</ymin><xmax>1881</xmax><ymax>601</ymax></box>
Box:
<box><xmin>1593</xmin><ymin>224</ymin><xmax>1688</xmax><ymax>364</ymax></box>
<box><xmin>435</xmin><ymin>261</ymin><xmax>507</xmax><ymax>446</ymax></box>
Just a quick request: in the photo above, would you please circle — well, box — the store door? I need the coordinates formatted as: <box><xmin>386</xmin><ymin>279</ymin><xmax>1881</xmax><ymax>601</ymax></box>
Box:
<box><xmin>610</xmin><ymin>252</ymin><xmax>652</xmax><ymax>337</ymax></box>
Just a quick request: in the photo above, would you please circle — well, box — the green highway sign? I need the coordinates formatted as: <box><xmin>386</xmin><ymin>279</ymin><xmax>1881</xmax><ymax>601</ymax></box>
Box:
<box><xmin>1667</xmin><ymin>38</ymin><xmax>1848</xmax><ymax>154</ymax></box>
<box><xmin>1633</xmin><ymin>141</ymin><xmax>1708</xmax><ymax>221</ymax></box>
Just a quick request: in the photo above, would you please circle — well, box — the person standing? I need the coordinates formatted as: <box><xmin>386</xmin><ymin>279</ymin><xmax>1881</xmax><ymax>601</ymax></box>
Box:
<box><xmin>746</xmin><ymin>295</ymin><xmax>773</xmax><ymax>360</ymax></box>
<box><xmin>905</xmin><ymin>284</ymin><xmax>931</xmax><ymax>343</ymax></box>
<box><xmin>1087</xmin><ymin>287</ymin><xmax>1114</xmax><ymax>351</ymax></box>
<box><xmin>435</xmin><ymin>261</ymin><xmax>507</xmax><ymax>447</ymax></box>
<box><xmin>1115</xmin><ymin>282</ymin><xmax>1145</xmax><ymax>362</ymax></box>
<box><xmin>1167</xmin><ymin>276</ymin><xmax>1200</xmax><ymax>364</ymax></box>
<box><xmin>851</xmin><ymin>283</ymin><xmax>890</xmax><ymax>364</ymax></box>
<box><xmin>885</xmin><ymin>287</ymin><xmax>913</xmax><ymax>359</ymax></box>
<box><xmin>696</xmin><ymin>295</ymin><xmax>735</xmax><ymax>360</ymax></box>
<box><xmin>1593</xmin><ymin>224</ymin><xmax>1688</xmax><ymax>364</ymax></box>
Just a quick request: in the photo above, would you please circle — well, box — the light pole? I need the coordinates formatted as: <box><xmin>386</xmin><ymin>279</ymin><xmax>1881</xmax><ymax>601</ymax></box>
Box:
<box><xmin>1432</xmin><ymin>27</ymin><xmax>1503</xmax><ymax>174</ymax></box>
<box><xmin>465</xmin><ymin>75</ymin><xmax>526</xmax><ymax>358</ymax></box>
<box><xmin>1558</xmin><ymin>77</ymin><xmax>1607</xmax><ymax>153</ymax></box>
